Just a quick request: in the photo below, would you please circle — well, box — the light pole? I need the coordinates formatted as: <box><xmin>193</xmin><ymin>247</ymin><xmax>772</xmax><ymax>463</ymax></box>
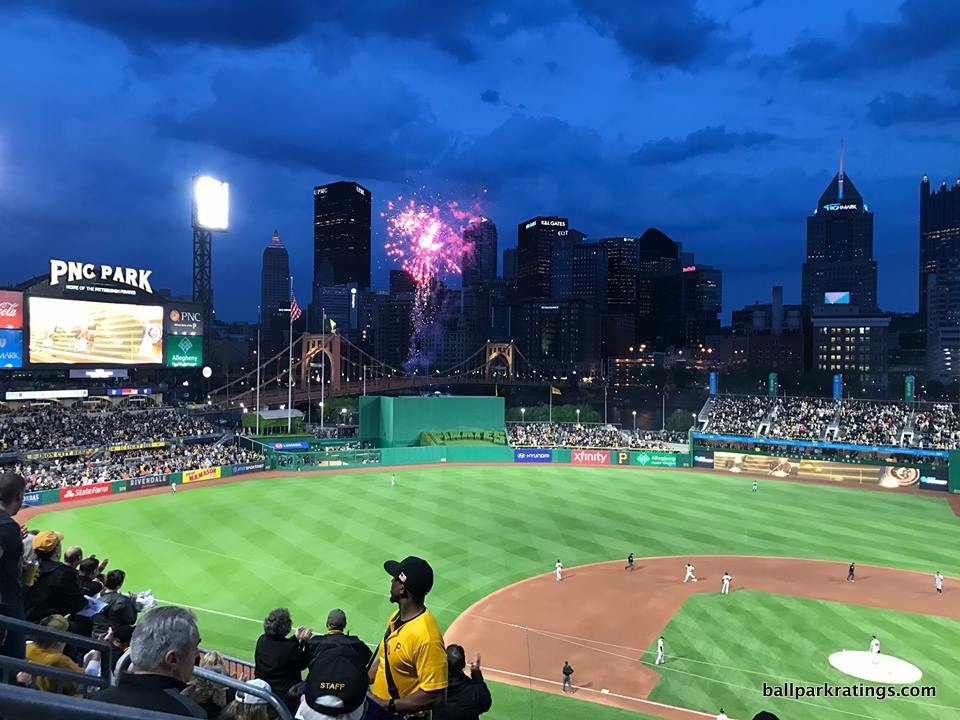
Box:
<box><xmin>632</xmin><ymin>410</ymin><xmax>637</xmax><ymax>432</ymax></box>
<box><xmin>576</xmin><ymin>408</ymin><xmax>580</xmax><ymax>425</ymax></box>
<box><xmin>341</xmin><ymin>407</ymin><xmax>347</xmax><ymax>425</ymax></box>
<box><xmin>521</xmin><ymin>407</ymin><xmax>525</xmax><ymax>423</ymax></box>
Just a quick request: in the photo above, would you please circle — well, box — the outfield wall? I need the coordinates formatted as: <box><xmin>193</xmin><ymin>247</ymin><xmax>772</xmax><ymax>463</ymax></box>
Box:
<box><xmin>359</xmin><ymin>396</ymin><xmax>505</xmax><ymax>448</ymax></box>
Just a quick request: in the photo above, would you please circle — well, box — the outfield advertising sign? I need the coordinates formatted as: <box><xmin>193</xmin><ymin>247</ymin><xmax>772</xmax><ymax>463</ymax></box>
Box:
<box><xmin>693</xmin><ymin>450</ymin><xmax>715</xmax><ymax>468</ymax></box>
<box><xmin>633</xmin><ymin>450</ymin><xmax>680</xmax><ymax>467</ymax></box>
<box><xmin>60</xmin><ymin>483</ymin><xmax>111</xmax><ymax>502</ymax></box>
<box><xmin>514</xmin><ymin>449</ymin><xmax>552</xmax><ymax>463</ymax></box>
<box><xmin>272</xmin><ymin>441</ymin><xmax>310</xmax><ymax>451</ymax></box>
<box><xmin>571</xmin><ymin>449</ymin><xmax>610</xmax><ymax>465</ymax></box>
<box><xmin>183</xmin><ymin>466</ymin><xmax>221</xmax><ymax>484</ymax></box>
<box><xmin>23</xmin><ymin>491</ymin><xmax>43</xmax><ymax>506</ymax></box>
<box><xmin>232</xmin><ymin>462</ymin><xmax>266</xmax><ymax>474</ymax></box>
<box><xmin>611</xmin><ymin>450</ymin><xmax>632</xmax><ymax>465</ymax></box>
<box><xmin>128</xmin><ymin>474</ymin><xmax>170</xmax><ymax>491</ymax></box>
<box><xmin>165</xmin><ymin>335</ymin><xmax>203</xmax><ymax>368</ymax></box>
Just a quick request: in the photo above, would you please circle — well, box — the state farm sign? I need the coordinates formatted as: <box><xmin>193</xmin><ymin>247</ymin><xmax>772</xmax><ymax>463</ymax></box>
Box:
<box><xmin>60</xmin><ymin>483</ymin><xmax>111</xmax><ymax>502</ymax></box>
<box><xmin>0</xmin><ymin>290</ymin><xmax>23</xmax><ymax>330</ymax></box>
<box><xmin>571</xmin><ymin>449</ymin><xmax>610</xmax><ymax>465</ymax></box>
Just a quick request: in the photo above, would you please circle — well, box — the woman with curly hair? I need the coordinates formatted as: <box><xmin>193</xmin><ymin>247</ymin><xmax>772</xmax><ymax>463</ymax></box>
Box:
<box><xmin>254</xmin><ymin>608</ymin><xmax>311</xmax><ymax>711</ymax></box>
<box><xmin>181</xmin><ymin>650</ymin><xmax>232</xmax><ymax>717</ymax></box>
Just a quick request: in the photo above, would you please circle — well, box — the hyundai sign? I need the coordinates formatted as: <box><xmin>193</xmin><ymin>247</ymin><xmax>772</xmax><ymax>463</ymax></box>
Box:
<box><xmin>514</xmin><ymin>449</ymin><xmax>552</xmax><ymax>463</ymax></box>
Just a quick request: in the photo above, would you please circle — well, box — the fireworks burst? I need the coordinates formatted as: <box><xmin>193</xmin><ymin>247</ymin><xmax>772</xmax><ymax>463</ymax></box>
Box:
<box><xmin>382</xmin><ymin>195</ymin><xmax>482</xmax><ymax>372</ymax></box>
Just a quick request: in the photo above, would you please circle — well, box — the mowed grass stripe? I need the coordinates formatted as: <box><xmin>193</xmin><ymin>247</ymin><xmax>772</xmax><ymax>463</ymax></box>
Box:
<box><xmin>36</xmin><ymin>467</ymin><xmax>960</xmax><ymax>720</ymax></box>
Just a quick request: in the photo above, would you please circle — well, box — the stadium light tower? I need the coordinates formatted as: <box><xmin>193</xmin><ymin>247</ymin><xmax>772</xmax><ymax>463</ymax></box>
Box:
<box><xmin>192</xmin><ymin>176</ymin><xmax>229</xmax><ymax>326</ymax></box>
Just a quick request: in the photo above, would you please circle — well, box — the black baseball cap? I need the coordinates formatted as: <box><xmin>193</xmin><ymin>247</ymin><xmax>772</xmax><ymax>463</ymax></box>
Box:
<box><xmin>301</xmin><ymin>647</ymin><xmax>368</xmax><ymax>717</ymax></box>
<box><xmin>384</xmin><ymin>556</ymin><xmax>434</xmax><ymax>599</ymax></box>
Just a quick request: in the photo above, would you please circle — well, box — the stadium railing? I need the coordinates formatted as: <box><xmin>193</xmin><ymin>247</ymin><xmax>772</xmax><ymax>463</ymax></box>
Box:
<box><xmin>0</xmin><ymin>613</ymin><xmax>114</xmax><ymax>687</ymax></box>
<box><xmin>0</xmin><ymin>682</ymin><xmax>194</xmax><ymax>720</ymax></box>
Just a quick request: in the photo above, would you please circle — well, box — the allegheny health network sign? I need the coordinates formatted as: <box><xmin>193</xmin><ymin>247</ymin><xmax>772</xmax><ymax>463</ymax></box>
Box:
<box><xmin>165</xmin><ymin>335</ymin><xmax>203</xmax><ymax>367</ymax></box>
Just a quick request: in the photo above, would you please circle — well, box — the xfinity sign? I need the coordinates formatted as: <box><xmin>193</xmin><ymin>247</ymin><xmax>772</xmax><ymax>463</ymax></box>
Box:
<box><xmin>50</xmin><ymin>259</ymin><xmax>153</xmax><ymax>293</ymax></box>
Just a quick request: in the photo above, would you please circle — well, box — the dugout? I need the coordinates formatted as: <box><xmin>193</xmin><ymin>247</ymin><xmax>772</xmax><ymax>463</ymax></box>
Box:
<box><xmin>359</xmin><ymin>395</ymin><xmax>505</xmax><ymax>448</ymax></box>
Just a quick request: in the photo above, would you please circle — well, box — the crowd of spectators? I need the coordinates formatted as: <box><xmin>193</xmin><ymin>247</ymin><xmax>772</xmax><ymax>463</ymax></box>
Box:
<box><xmin>508</xmin><ymin>424</ymin><xmax>687</xmax><ymax>449</ymax></box>
<box><xmin>913</xmin><ymin>405</ymin><xmax>960</xmax><ymax>449</ymax></box>
<box><xmin>834</xmin><ymin>401</ymin><xmax>910</xmax><ymax>446</ymax></box>
<box><xmin>0</xmin><ymin>407</ymin><xmax>219</xmax><ymax>453</ymax></box>
<box><xmin>16</xmin><ymin>444</ymin><xmax>264</xmax><ymax>491</ymax></box>
<box><xmin>700</xmin><ymin>394</ymin><xmax>960</xmax><ymax>449</ymax></box>
<box><xmin>767</xmin><ymin>397</ymin><xmax>837</xmax><ymax>442</ymax></box>
<box><xmin>706</xmin><ymin>396</ymin><xmax>769</xmax><ymax>435</ymax></box>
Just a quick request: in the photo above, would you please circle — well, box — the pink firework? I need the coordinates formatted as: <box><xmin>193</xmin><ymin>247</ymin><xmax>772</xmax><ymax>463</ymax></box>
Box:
<box><xmin>383</xmin><ymin>198</ymin><xmax>475</xmax><ymax>287</ymax></box>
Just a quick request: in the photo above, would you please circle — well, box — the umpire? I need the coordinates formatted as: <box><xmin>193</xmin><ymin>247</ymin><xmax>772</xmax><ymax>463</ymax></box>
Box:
<box><xmin>432</xmin><ymin>645</ymin><xmax>492</xmax><ymax>720</ymax></box>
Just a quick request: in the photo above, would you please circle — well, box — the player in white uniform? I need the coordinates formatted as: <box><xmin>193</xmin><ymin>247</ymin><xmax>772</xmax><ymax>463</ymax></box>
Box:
<box><xmin>555</xmin><ymin>560</ymin><xmax>563</xmax><ymax>582</ymax></box>
<box><xmin>935</xmin><ymin>572</ymin><xmax>943</xmax><ymax>594</ymax></box>
<box><xmin>721</xmin><ymin>572</ymin><xmax>732</xmax><ymax>594</ymax></box>
<box><xmin>869</xmin><ymin>635</ymin><xmax>880</xmax><ymax>655</ymax></box>
<box><xmin>171</xmin><ymin>482</ymin><xmax>176</xmax><ymax>494</ymax></box>
<box><xmin>391</xmin><ymin>474</ymin><xmax>397</xmax><ymax>486</ymax></box>
<box><xmin>655</xmin><ymin>636</ymin><xmax>665</xmax><ymax>665</ymax></box>
<box><xmin>716</xmin><ymin>709</ymin><xmax>729</xmax><ymax>720</ymax></box>
<box><xmin>683</xmin><ymin>563</ymin><xmax>698</xmax><ymax>583</ymax></box>
<box><xmin>751</xmin><ymin>480</ymin><xmax>758</xmax><ymax>492</ymax></box>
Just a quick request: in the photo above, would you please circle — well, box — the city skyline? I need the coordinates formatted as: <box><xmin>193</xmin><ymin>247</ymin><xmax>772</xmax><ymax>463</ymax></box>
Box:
<box><xmin>2</xmin><ymin>1</ymin><xmax>959</xmax><ymax>322</ymax></box>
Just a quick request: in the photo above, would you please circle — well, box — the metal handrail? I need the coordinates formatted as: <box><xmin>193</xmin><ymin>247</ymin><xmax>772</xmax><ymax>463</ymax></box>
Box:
<box><xmin>0</xmin><ymin>681</ymin><xmax>195</xmax><ymax>720</ymax></box>
<box><xmin>114</xmin><ymin>651</ymin><xmax>291</xmax><ymax>720</ymax></box>
<box><xmin>0</xmin><ymin>613</ymin><xmax>113</xmax><ymax>686</ymax></box>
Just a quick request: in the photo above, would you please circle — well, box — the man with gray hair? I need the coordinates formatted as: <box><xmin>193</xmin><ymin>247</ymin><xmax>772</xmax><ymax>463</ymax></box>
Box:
<box><xmin>95</xmin><ymin>606</ymin><xmax>206</xmax><ymax>717</ymax></box>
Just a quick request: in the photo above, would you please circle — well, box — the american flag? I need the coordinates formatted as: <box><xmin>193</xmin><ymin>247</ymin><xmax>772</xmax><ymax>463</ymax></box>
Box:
<box><xmin>289</xmin><ymin>296</ymin><xmax>302</xmax><ymax>323</ymax></box>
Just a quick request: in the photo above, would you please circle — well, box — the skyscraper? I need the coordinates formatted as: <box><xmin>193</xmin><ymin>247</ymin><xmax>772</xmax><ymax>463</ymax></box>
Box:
<box><xmin>313</xmin><ymin>181</ymin><xmax>371</xmax><ymax>294</ymax></box>
<box><xmin>599</xmin><ymin>237</ymin><xmax>639</xmax><ymax>312</ymax></box>
<box><xmin>636</xmin><ymin>228</ymin><xmax>680</xmax><ymax>345</ymax></box>
<box><xmin>260</xmin><ymin>230</ymin><xmax>290</xmax><ymax>358</ymax></box>
<box><xmin>516</xmin><ymin>216</ymin><xmax>568</xmax><ymax>299</ymax></box>
<box><xmin>502</xmin><ymin>248</ymin><xmax>517</xmax><ymax>284</ymax></box>
<box><xmin>920</xmin><ymin>175</ymin><xmax>960</xmax><ymax>381</ymax></box>
<box><xmin>462</xmin><ymin>218</ymin><xmax>498</xmax><ymax>287</ymax></box>
<box><xmin>801</xmin><ymin>157</ymin><xmax>876</xmax><ymax>313</ymax></box>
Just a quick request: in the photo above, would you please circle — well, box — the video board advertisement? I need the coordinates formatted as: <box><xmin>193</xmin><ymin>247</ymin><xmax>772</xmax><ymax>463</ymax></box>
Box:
<box><xmin>713</xmin><ymin>451</ymin><xmax>939</xmax><ymax>488</ymax></box>
<box><xmin>164</xmin><ymin>306</ymin><xmax>204</xmax><ymax>336</ymax></box>
<box><xmin>28</xmin><ymin>297</ymin><xmax>163</xmax><ymax>365</ymax></box>
<box><xmin>0</xmin><ymin>290</ymin><xmax>23</xmax><ymax>329</ymax></box>
<box><xmin>0</xmin><ymin>329</ymin><xmax>23</xmax><ymax>369</ymax></box>
<box><xmin>165</xmin><ymin>335</ymin><xmax>203</xmax><ymax>367</ymax></box>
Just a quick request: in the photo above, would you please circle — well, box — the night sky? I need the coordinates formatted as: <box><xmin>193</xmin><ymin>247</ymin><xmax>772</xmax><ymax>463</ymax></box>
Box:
<box><xmin>2</xmin><ymin>1</ymin><xmax>957</xmax><ymax>322</ymax></box>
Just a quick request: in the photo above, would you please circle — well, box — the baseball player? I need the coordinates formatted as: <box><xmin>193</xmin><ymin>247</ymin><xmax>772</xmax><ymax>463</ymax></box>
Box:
<box><xmin>555</xmin><ymin>559</ymin><xmax>563</xmax><ymax>582</ymax></box>
<box><xmin>752</xmin><ymin>480</ymin><xmax>758</xmax><ymax>493</ymax></box>
<box><xmin>869</xmin><ymin>635</ymin><xmax>880</xmax><ymax>654</ymax></box>
<box><xmin>847</xmin><ymin>562</ymin><xmax>856</xmax><ymax>582</ymax></box>
<box><xmin>562</xmin><ymin>661</ymin><xmax>574</xmax><ymax>692</ymax></box>
<box><xmin>721</xmin><ymin>572</ymin><xmax>732</xmax><ymax>595</ymax></box>
<box><xmin>626</xmin><ymin>553</ymin><xmax>635</xmax><ymax>572</ymax></box>
<box><xmin>683</xmin><ymin>563</ymin><xmax>698</xmax><ymax>583</ymax></box>
<box><xmin>716</xmin><ymin>709</ymin><xmax>729</xmax><ymax>720</ymax></box>
<box><xmin>655</xmin><ymin>636</ymin><xmax>665</xmax><ymax>665</ymax></box>
<box><xmin>171</xmin><ymin>481</ymin><xmax>177</xmax><ymax>494</ymax></box>
<box><xmin>390</xmin><ymin>473</ymin><xmax>397</xmax><ymax>487</ymax></box>
<box><xmin>935</xmin><ymin>572</ymin><xmax>943</xmax><ymax>594</ymax></box>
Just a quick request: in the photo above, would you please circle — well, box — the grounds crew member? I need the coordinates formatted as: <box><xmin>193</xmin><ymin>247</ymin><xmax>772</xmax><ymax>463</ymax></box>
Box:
<box><xmin>370</xmin><ymin>556</ymin><xmax>447</xmax><ymax>717</ymax></box>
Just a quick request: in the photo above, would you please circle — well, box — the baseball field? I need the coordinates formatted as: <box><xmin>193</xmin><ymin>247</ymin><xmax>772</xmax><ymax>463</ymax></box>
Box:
<box><xmin>24</xmin><ymin>465</ymin><xmax>960</xmax><ymax>720</ymax></box>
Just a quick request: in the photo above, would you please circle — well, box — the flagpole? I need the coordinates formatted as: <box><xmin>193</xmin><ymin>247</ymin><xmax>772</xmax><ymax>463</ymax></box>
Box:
<box><xmin>320</xmin><ymin>307</ymin><xmax>326</xmax><ymax>431</ymax></box>
<box><xmin>255</xmin><ymin>304</ymin><xmax>261</xmax><ymax>436</ymax></box>
<box><xmin>287</xmin><ymin>276</ymin><xmax>293</xmax><ymax>434</ymax></box>
<box><xmin>549</xmin><ymin>385</ymin><xmax>552</xmax><ymax>425</ymax></box>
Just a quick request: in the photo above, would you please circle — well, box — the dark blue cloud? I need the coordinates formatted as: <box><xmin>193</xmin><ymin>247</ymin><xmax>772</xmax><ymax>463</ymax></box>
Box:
<box><xmin>631</xmin><ymin>126</ymin><xmax>776</xmax><ymax>166</ymax></box>
<box><xmin>157</xmin><ymin>69</ymin><xmax>449</xmax><ymax>182</ymax></box>
<box><xmin>480</xmin><ymin>89</ymin><xmax>501</xmax><ymax>104</ymax></box>
<box><xmin>9</xmin><ymin>0</ymin><xmax>314</xmax><ymax>48</ymax></box>
<box><xmin>574</xmin><ymin>0</ymin><xmax>741</xmax><ymax>69</ymax></box>
<box><xmin>868</xmin><ymin>93</ymin><xmax>960</xmax><ymax>127</ymax></box>
<box><xmin>787</xmin><ymin>0</ymin><xmax>960</xmax><ymax>78</ymax></box>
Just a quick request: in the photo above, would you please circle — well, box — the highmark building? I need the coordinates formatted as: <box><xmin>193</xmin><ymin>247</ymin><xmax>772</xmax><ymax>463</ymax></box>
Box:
<box><xmin>803</xmin><ymin>164</ymin><xmax>889</xmax><ymax>388</ymax></box>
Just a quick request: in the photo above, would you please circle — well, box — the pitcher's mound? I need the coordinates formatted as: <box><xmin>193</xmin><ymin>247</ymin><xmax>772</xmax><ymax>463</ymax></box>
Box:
<box><xmin>828</xmin><ymin>651</ymin><xmax>922</xmax><ymax>684</ymax></box>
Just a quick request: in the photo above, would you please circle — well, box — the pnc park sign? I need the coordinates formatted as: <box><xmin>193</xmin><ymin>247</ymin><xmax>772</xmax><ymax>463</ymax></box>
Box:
<box><xmin>50</xmin><ymin>259</ymin><xmax>154</xmax><ymax>293</ymax></box>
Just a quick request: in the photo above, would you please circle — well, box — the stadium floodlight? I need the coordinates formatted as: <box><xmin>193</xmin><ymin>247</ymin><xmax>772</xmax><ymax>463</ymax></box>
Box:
<box><xmin>193</xmin><ymin>176</ymin><xmax>229</xmax><ymax>231</ymax></box>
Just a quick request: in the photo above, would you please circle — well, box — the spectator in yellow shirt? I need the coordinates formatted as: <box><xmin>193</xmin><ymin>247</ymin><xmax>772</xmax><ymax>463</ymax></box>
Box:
<box><xmin>25</xmin><ymin>615</ymin><xmax>86</xmax><ymax>695</ymax></box>
<box><xmin>370</xmin><ymin>556</ymin><xmax>447</xmax><ymax>717</ymax></box>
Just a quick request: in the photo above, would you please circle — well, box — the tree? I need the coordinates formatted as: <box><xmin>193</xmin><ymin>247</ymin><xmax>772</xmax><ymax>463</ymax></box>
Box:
<box><xmin>666</xmin><ymin>409</ymin><xmax>695</xmax><ymax>432</ymax></box>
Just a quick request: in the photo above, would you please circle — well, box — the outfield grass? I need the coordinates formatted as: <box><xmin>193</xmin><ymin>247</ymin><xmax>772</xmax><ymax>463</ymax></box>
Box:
<box><xmin>647</xmin><ymin>592</ymin><xmax>960</xmax><ymax>720</ymax></box>
<box><xmin>33</xmin><ymin>466</ymin><xmax>960</xmax><ymax>720</ymax></box>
